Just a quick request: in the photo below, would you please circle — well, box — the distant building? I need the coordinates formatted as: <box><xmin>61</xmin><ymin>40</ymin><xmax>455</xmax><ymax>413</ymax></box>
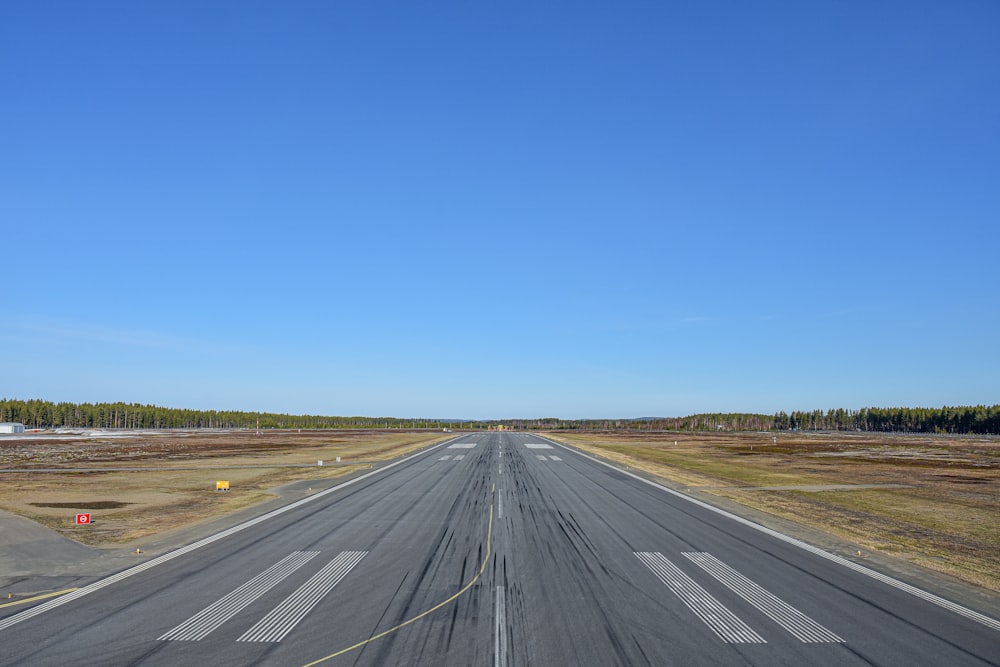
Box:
<box><xmin>0</xmin><ymin>422</ymin><xmax>25</xmax><ymax>434</ymax></box>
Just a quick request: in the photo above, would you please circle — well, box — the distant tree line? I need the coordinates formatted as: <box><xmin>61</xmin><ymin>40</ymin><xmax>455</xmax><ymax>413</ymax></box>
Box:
<box><xmin>1</xmin><ymin>399</ymin><xmax>997</xmax><ymax>435</ymax></box>
<box><xmin>0</xmin><ymin>399</ymin><xmax>463</xmax><ymax>431</ymax></box>
<box><xmin>522</xmin><ymin>406</ymin><xmax>1000</xmax><ymax>434</ymax></box>
<box><xmin>769</xmin><ymin>406</ymin><xmax>1000</xmax><ymax>434</ymax></box>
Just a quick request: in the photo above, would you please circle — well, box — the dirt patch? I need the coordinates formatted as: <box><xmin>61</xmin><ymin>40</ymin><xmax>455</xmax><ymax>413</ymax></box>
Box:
<box><xmin>29</xmin><ymin>501</ymin><xmax>132</xmax><ymax>509</ymax></box>
<box><xmin>0</xmin><ymin>429</ymin><xmax>451</xmax><ymax>547</ymax></box>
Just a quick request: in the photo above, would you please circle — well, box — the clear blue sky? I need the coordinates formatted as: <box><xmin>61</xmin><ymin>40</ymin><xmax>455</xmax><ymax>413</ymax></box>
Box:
<box><xmin>3</xmin><ymin>2</ymin><xmax>998</xmax><ymax>419</ymax></box>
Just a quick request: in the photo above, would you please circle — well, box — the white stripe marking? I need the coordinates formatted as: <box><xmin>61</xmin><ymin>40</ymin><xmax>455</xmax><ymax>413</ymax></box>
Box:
<box><xmin>549</xmin><ymin>456</ymin><xmax>561</xmax><ymax>461</ymax></box>
<box><xmin>159</xmin><ymin>552</ymin><xmax>319</xmax><ymax>641</ymax></box>
<box><xmin>495</xmin><ymin>586</ymin><xmax>508</xmax><ymax>667</ymax></box>
<box><xmin>238</xmin><ymin>551</ymin><xmax>367</xmax><ymax>642</ymax></box>
<box><xmin>439</xmin><ymin>455</ymin><xmax>451</xmax><ymax>461</ymax></box>
<box><xmin>636</xmin><ymin>552</ymin><xmax>765</xmax><ymax>643</ymax></box>
<box><xmin>683</xmin><ymin>553</ymin><xmax>843</xmax><ymax>643</ymax></box>
<box><xmin>524</xmin><ymin>443</ymin><xmax>552</xmax><ymax>449</ymax></box>
<box><xmin>454</xmin><ymin>454</ymin><xmax>465</xmax><ymax>460</ymax></box>
<box><xmin>448</xmin><ymin>443</ymin><xmax>477</xmax><ymax>449</ymax></box>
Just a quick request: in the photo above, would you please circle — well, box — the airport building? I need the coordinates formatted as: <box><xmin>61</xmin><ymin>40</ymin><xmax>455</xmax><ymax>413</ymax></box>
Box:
<box><xmin>0</xmin><ymin>422</ymin><xmax>26</xmax><ymax>433</ymax></box>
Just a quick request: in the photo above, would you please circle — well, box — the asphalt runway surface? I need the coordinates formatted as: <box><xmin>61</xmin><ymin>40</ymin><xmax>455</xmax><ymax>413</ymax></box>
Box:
<box><xmin>1</xmin><ymin>432</ymin><xmax>997</xmax><ymax>666</ymax></box>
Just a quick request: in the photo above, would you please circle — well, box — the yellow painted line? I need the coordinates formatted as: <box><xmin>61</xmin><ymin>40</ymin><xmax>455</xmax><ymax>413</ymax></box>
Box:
<box><xmin>301</xmin><ymin>497</ymin><xmax>496</xmax><ymax>667</ymax></box>
<box><xmin>0</xmin><ymin>588</ymin><xmax>79</xmax><ymax>609</ymax></box>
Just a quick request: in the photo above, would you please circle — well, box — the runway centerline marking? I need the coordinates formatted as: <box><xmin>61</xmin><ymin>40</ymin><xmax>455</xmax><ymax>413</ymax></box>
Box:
<box><xmin>495</xmin><ymin>586</ymin><xmax>508</xmax><ymax>667</ymax></box>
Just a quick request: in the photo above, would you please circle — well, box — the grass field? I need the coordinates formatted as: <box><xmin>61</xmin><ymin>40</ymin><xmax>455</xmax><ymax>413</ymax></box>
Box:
<box><xmin>0</xmin><ymin>430</ymin><xmax>450</xmax><ymax>547</ymax></box>
<box><xmin>545</xmin><ymin>430</ymin><xmax>1000</xmax><ymax>592</ymax></box>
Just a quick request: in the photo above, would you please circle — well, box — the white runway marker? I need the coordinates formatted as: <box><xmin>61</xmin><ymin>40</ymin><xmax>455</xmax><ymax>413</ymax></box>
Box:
<box><xmin>636</xmin><ymin>552</ymin><xmax>765</xmax><ymax>643</ymax></box>
<box><xmin>495</xmin><ymin>586</ymin><xmax>508</xmax><ymax>667</ymax></box>
<box><xmin>683</xmin><ymin>553</ymin><xmax>843</xmax><ymax>643</ymax></box>
<box><xmin>238</xmin><ymin>551</ymin><xmax>367</xmax><ymax>642</ymax></box>
<box><xmin>159</xmin><ymin>552</ymin><xmax>319</xmax><ymax>641</ymax></box>
<box><xmin>524</xmin><ymin>443</ymin><xmax>552</xmax><ymax>449</ymax></box>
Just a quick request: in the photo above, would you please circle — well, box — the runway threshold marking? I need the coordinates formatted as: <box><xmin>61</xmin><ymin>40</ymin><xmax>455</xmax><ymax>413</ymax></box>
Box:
<box><xmin>683</xmin><ymin>552</ymin><xmax>843</xmax><ymax>643</ymax></box>
<box><xmin>239</xmin><ymin>551</ymin><xmax>367</xmax><ymax>642</ymax></box>
<box><xmin>159</xmin><ymin>551</ymin><xmax>319</xmax><ymax>641</ymax></box>
<box><xmin>300</xmin><ymin>490</ymin><xmax>496</xmax><ymax>667</ymax></box>
<box><xmin>636</xmin><ymin>552</ymin><xmax>765</xmax><ymax>643</ymax></box>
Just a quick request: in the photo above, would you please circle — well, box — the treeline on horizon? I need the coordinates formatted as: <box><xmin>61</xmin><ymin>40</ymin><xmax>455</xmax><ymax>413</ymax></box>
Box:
<box><xmin>2</xmin><ymin>398</ymin><xmax>999</xmax><ymax>434</ymax></box>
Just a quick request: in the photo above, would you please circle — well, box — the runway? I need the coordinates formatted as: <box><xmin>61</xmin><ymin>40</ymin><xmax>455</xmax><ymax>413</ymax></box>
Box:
<box><xmin>0</xmin><ymin>432</ymin><xmax>997</xmax><ymax>666</ymax></box>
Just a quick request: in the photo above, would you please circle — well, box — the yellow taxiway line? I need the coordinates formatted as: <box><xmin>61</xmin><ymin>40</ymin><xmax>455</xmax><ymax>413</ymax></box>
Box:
<box><xmin>0</xmin><ymin>588</ymin><xmax>79</xmax><ymax>609</ymax></box>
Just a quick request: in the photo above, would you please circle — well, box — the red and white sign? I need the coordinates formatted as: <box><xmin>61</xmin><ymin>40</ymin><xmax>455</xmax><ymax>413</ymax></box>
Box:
<box><xmin>75</xmin><ymin>513</ymin><xmax>91</xmax><ymax>525</ymax></box>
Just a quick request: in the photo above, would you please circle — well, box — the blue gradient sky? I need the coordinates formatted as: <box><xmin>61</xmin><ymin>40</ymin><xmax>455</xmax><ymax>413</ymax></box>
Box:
<box><xmin>3</xmin><ymin>2</ymin><xmax>998</xmax><ymax>418</ymax></box>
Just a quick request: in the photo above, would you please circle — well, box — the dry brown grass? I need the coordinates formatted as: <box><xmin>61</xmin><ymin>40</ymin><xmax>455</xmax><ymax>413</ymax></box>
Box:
<box><xmin>546</xmin><ymin>430</ymin><xmax>1000</xmax><ymax>592</ymax></box>
<box><xmin>0</xmin><ymin>430</ymin><xmax>450</xmax><ymax>547</ymax></box>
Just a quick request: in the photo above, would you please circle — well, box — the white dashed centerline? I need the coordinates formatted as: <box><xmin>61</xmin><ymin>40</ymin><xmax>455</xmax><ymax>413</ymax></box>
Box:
<box><xmin>495</xmin><ymin>586</ymin><xmax>508</xmax><ymax>667</ymax></box>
